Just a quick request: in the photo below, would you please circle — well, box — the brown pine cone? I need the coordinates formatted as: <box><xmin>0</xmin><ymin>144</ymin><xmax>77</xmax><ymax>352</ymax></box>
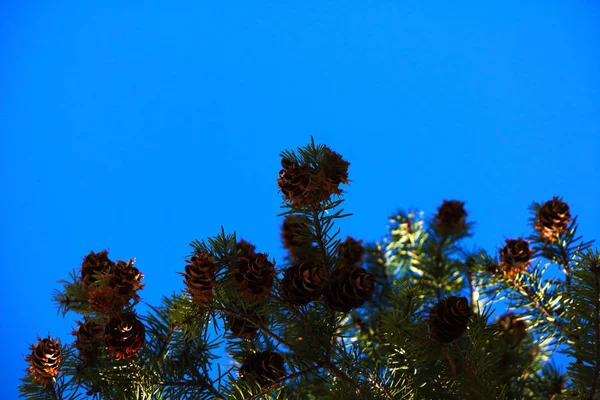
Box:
<box><xmin>104</xmin><ymin>312</ymin><xmax>145</xmax><ymax>360</ymax></box>
<box><xmin>236</xmin><ymin>240</ymin><xmax>256</xmax><ymax>259</ymax></box>
<box><xmin>499</xmin><ymin>238</ymin><xmax>533</xmax><ymax>277</ymax></box>
<box><xmin>323</xmin><ymin>265</ymin><xmax>375</xmax><ymax>312</ymax></box>
<box><xmin>226</xmin><ymin>312</ymin><xmax>265</xmax><ymax>340</ymax></box>
<box><xmin>434</xmin><ymin>200</ymin><xmax>468</xmax><ymax>236</ymax></box>
<box><xmin>108</xmin><ymin>259</ymin><xmax>144</xmax><ymax>305</ymax></box>
<box><xmin>88</xmin><ymin>286</ymin><xmax>126</xmax><ymax>313</ymax></box>
<box><xmin>337</xmin><ymin>237</ymin><xmax>364</xmax><ymax>265</ymax></box>
<box><xmin>25</xmin><ymin>336</ymin><xmax>63</xmax><ymax>384</ymax></box>
<box><xmin>280</xmin><ymin>260</ymin><xmax>325</xmax><ymax>306</ymax></box>
<box><xmin>81</xmin><ymin>250</ymin><xmax>115</xmax><ymax>288</ymax></box>
<box><xmin>180</xmin><ymin>251</ymin><xmax>218</xmax><ymax>307</ymax></box>
<box><xmin>239</xmin><ymin>352</ymin><xmax>286</xmax><ymax>386</ymax></box>
<box><xmin>233</xmin><ymin>253</ymin><xmax>275</xmax><ymax>299</ymax></box>
<box><xmin>318</xmin><ymin>147</ymin><xmax>350</xmax><ymax>200</ymax></box>
<box><xmin>73</xmin><ymin>318</ymin><xmax>105</xmax><ymax>362</ymax></box>
<box><xmin>281</xmin><ymin>215</ymin><xmax>312</xmax><ymax>253</ymax></box>
<box><xmin>497</xmin><ymin>313</ymin><xmax>527</xmax><ymax>344</ymax></box>
<box><xmin>429</xmin><ymin>296</ymin><xmax>471</xmax><ymax>343</ymax></box>
<box><xmin>535</xmin><ymin>197</ymin><xmax>571</xmax><ymax>242</ymax></box>
<box><xmin>277</xmin><ymin>158</ymin><xmax>314</xmax><ymax>206</ymax></box>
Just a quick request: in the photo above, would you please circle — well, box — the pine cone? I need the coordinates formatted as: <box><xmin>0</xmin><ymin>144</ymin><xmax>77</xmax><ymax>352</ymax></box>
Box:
<box><xmin>81</xmin><ymin>250</ymin><xmax>115</xmax><ymax>288</ymax></box>
<box><xmin>239</xmin><ymin>352</ymin><xmax>286</xmax><ymax>386</ymax></box>
<box><xmin>435</xmin><ymin>200</ymin><xmax>468</xmax><ymax>236</ymax></box>
<box><xmin>25</xmin><ymin>336</ymin><xmax>63</xmax><ymax>384</ymax></box>
<box><xmin>281</xmin><ymin>215</ymin><xmax>312</xmax><ymax>253</ymax></box>
<box><xmin>280</xmin><ymin>260</ymin><xmax>325</xmax><ymax>306</ymax></box>
<box><xmin>277</xmin><ymin>158</ymin><xmax>314</xmax><ymax>206</ymax></box>
<box><xmin>318</xmin><ymin>147</ymin><xmax>350</xmax><ymax>200</ymax></box>
<box><xmin>73</xmin><ymin>318</ymin><xmax>105</xmax><ymax>362</ymax></box>
<box><xmin>104</xmin><ymin>312</ymin><xmax>145</xmax><ymax>360</ymax></box>
<box><xmin>499</xmin><ymin>238</ymin><xmax>533</xmax><ymax>277</ymax></box>
<box><xmin>108</xmin><ymin>259</ymin><xmax>144</xmax><ymax>305</ymax></box>
<box><xmin>226</xmin><ymin>312</ymin><xmax>265</xmax><ymax>340</ymax></box>
<box><xmin>535</xmin><ymin>197</ymin><xmax>571</xmax><ymax>242</ymax></box>
<box><xmin>180</xmin><ymin>251</ymin><xmax>218</xmax><ymax>306</ymax></box>
<box><xmin>497</xmin><ymin>313</ymin><xmax>527</xmax><ymax>344</ymax></box>
<box><xmin>236</xmin><ymin>240</ymin><xmax>256</xmax><ymax>259</ymax></box>
<box><xmin>323</xmin><ymin>265</ymin><xmax>375</xmax><ymax>312</ymax></box>
<box><xmin>233</xmin><ymin>252</ymin><xmax>275</xmax><ymax>298</ymax></box>
<box><xmin>337</xmin><ymin>237</ymin><xmax>364</xmax><ymax>265</ymax></box>
<box><xmin>429</xmin><ymin>296</ymin><xmax>471</xmax><ymax>343</ymax></box>
<box><xmin>88</xmin><ymin>286</ymin><xmax>125</xmax><ymax>313</ymax></box>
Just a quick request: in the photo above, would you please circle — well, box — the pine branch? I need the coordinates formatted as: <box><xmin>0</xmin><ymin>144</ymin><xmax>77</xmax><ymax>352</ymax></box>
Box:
<box><xmin>508</xmin><ymin>275</ymin><xmax>565</xmax><ymax>333</ymax></box>
<box><xmin>589</xmin><ymin>256</ymin><xmax>600</xmax><ymax>399</ymax></box>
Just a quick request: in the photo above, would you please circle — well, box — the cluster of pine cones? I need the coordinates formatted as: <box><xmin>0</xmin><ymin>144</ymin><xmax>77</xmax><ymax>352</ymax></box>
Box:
<box><xmin>485</xmin><ymin>197</ymin><xmax>571</xmax><ymax>278</ymax></box>
<box><xmin>277</xmin><ymin>146</ymin><xmax>350</xmax><ymax>206</ymax></box>
<box><xmin>26</xmin><ymin>251</ymin><xmax>146</xmax><ymax>384</ymax></box>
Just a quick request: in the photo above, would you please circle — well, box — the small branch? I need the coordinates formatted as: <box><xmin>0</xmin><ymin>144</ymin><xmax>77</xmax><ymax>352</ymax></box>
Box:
<box><xmin>465</xmin><ymin>262</ymin><xmax>476</xmax><ymax>309</ymax></box>
<box><xmin>558</xmin><ymin>244</ymin><xmax>571</xmax><ymax>286</ymax></box>
<box><xmin>248</xmin><ymin>367</ymin><xmax>320</xmax><ymax>399</ymax></box>
<box><xmin>590</xmin><ymin>261</ymin><xmax>600</xmax><ymax>399</ymax></box>
<box><xmin>509</xmin><ymin>277</ymin><xmax>565</xmax><ymax>333</ymax></box>
<box><xmin>155</xmin><ymin>379</ymin><xmax>225</xmax><ymax>399</ymax></box>
<box><xmin>215</xmin><ymin>307</ymin><xmax>295</xmax><ymax>350</ymax></box>
<box><xmin>364</xmin><ymin>372</ymin><xmax>394</xmax><ymax>400</ymax></box>
<box><xmin>434</xmin><ymin>236</ymin><xmax>448</xmax><ymax>300</ymax></box>
<box><xmin>311</xmin><ymin>206</ymin><xmax>330</xmax><ymax>268</ymax></box>
<box><xmin>321</xmin><ymin>361</ymin><xmax>360</xmax><ymax>394</ymax></box>
<box><xmin>442</xmin><ymin>347</ymin><xmax>457</xmax><ymax>376</ymax></box>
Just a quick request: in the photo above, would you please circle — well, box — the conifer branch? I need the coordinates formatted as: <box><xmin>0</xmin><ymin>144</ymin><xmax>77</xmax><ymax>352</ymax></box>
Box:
<box><xmin>508</xmin><ymin>276</ymin><xmax>564</xmax><ymax>333</ymax></box>
<box><xmin>590</xmin><ymin>261</ymin><xmax>600</xmax><ymax>399</ymax></box>
<box><xmin>247</xmin><ymin>367</ymin><xmax>320</xmax><ymax>399</ymax></box>
<box><xmin>364</xmin><ymin>372</ymin><xmax>394</xmax><ymax>400</ymax></box>
<box><xmin>321</xmin><ymin>361</ymin><xmax>359</xmax><ymax>394</ymax></box>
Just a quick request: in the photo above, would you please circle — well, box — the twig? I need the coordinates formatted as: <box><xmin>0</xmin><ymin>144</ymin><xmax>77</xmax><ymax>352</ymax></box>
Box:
<box><xmin>434</xmin><ymin>236</ymin><xmax>448</xmax><ymax>300</ymax></box>
<box><xmin>465</xmin><ymin>261</ymin><xmax>476</xmax><ymax>309</ymax></box>
<box><xmin>215</xmin><ymin>307</ymin><xmax>295</xmax><ymax>350</ymax></box>
<box><xmin>508</xmin><ymin>277</ymin><xmax>565</xmax><ymax>333</ymax></box>
<box><xmin>248</xmin><ymin>366</ymin><xmax>320</xmax><ymax>399</ymax></box>
<box><xmin>364</xmin><ymin>372</ymin><xmax>394</xmax><ymax>400</ymax></box>
<box><xmin>321</xmin><ymin>361</ymin><xmax>360</xmax><ymax>394</ymax></box>
<box><xmin>312</xmin><ymin>206</ymin><xmax>330</xmax><ymax>269</ymax></box>
<box><xmin>155</xmin><ymin>379</ymin><xmax>226</xmax><ymax>399</ymax></box>
<box><xmin>590</xmin><ymin>260</ymin><xmax>600</xmax><ymax>400</ymax></box>
<box><xmin>442</xmin><ymin>347</ymin><xmax>457</xmax><ymax>376</ymax></box>
<box><xmin>558</xmin><ymin>245</ymin><xmax>571</xmax><ymax>286</ymax></box>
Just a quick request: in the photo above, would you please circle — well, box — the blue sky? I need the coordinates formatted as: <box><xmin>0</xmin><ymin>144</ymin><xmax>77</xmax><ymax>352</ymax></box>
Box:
<box><xmin>2</xmin><ymin>1</ymin><xmax>599</xmax><ymax>398</ymax></box>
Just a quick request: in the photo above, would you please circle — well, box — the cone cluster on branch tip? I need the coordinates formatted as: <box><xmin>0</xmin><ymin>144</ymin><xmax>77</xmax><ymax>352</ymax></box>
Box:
<box><xmin>81</xmin><ymin>250</ymin><xmax>144</xmax><ymax>312</ymax></box>
<box><xmin>25</xmin><ymin>336</ymin><xmax>64</xmax><ymax>385</ymax></box>
<box><xmin>239</xmin><ymin>352</ymin><xmax>286</xmax><ymax>387</ymax></box>
<box><xmin>277</xmin><ymin>146</ymin><xmax>350</xmax><ymax>206</ymax></box>
<box><xmin>497</xmin><ymin>313</ymin><xmax>528</xmax><ymax>345</ymax></box>
<box><xmin>499</xmin><ymin>238</ymin><xmax>533</xmax><ymax>277</ymax></box>
<box><xmin>180</xmin><ymin>251</ymin><xmax>218</xmax><ymax>306</ymax></box>
<box><xmin>104</xmin><ymin>311</ymin><xmax>146</xmax><ymax>360</ymax></box>
<box><xmin>535</xmin><ymin>196</ymin><xmax>571</xmax><ymax>242</ymax></box>
<box><xmin>429</xmin><ymin>296</ymin><xmax>471</xmax><ymax>344</ymax></box>
<box><xmin>434</xmin><ymin>199</ymin><xmax>468</xmax><ymax>236</ymax></box>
